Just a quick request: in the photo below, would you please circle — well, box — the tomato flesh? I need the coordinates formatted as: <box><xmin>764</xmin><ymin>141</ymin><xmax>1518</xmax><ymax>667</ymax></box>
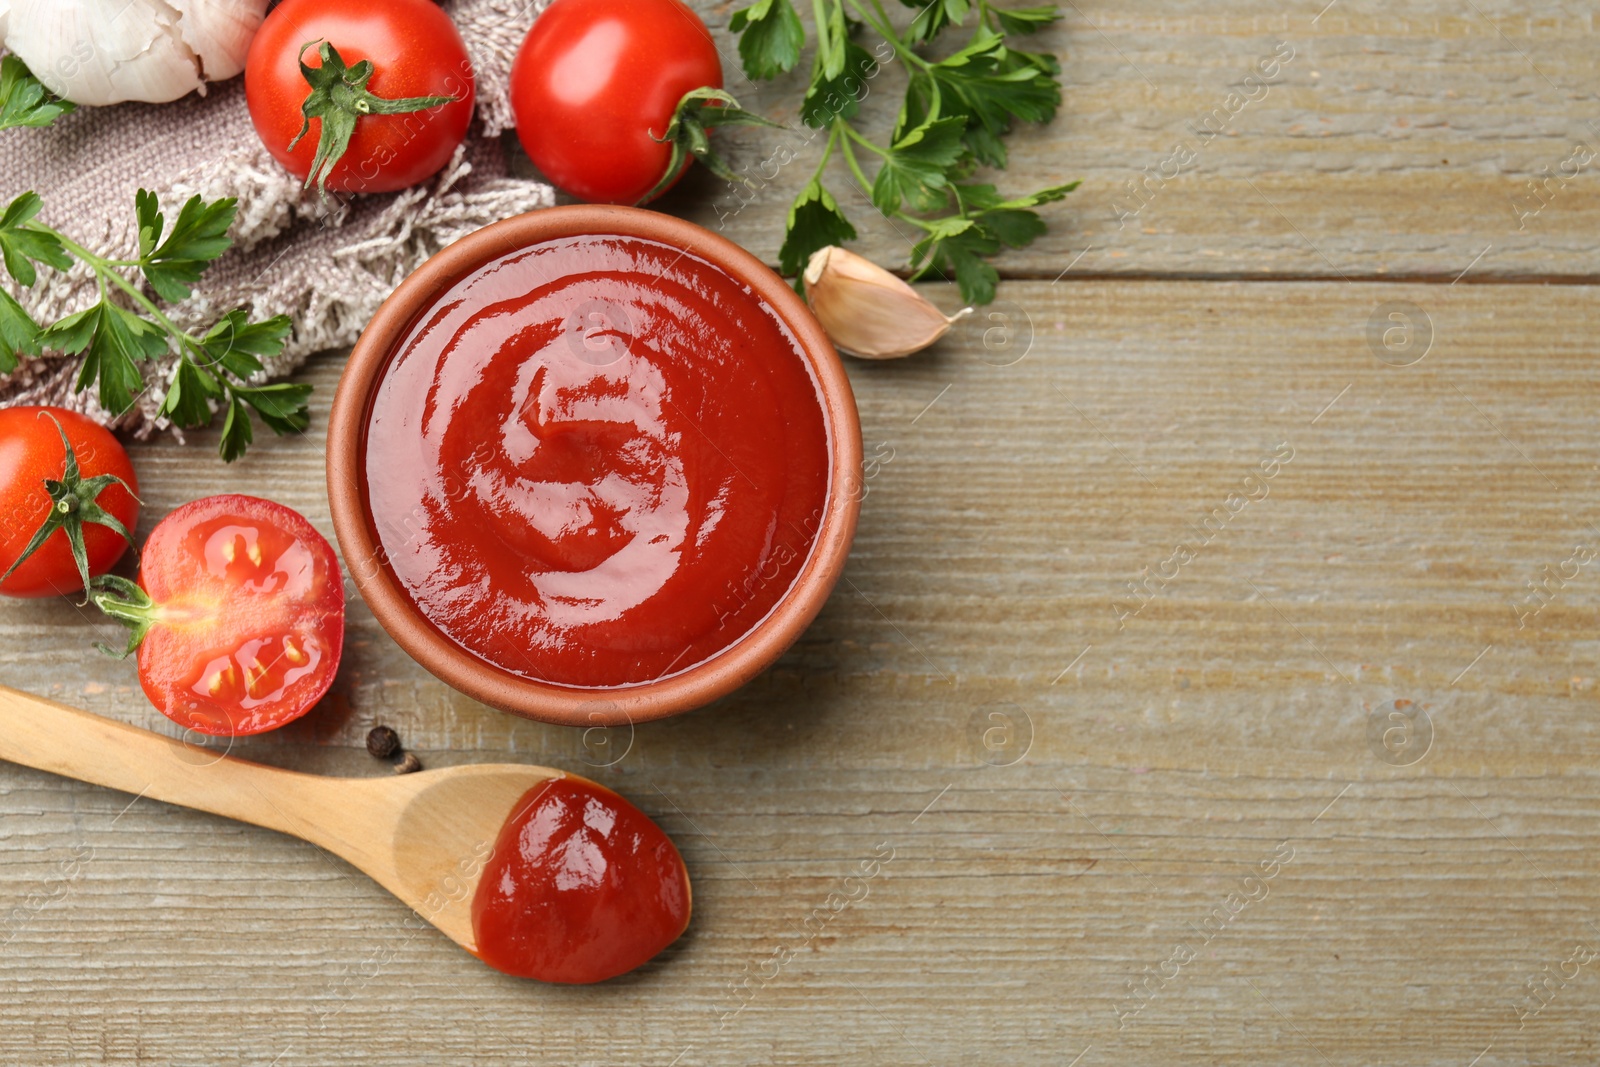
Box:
<box><xmin>136</xmin><ymin>496</ymin><xmax>344</xmax><ymax>736</ymax></box>
<box><xmin>245</xmin><ymin>0</ymin><xmax>475</xmax><ymax>194</ymax></box>
<box><xmin>0</xmin><ymin>406</ymin><xmax>138</xmax><ymax>599</ymax></box>
<box><xmin>510</xmin><ymin>0</ymin><xmax>722</xmax><ymax>204</ymax></box>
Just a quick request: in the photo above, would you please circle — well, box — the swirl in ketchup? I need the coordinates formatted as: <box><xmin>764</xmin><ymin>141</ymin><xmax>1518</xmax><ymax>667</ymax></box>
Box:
<box><xmin>362</xmin><ymin>235</ymin><xmax>830</xmax><ymax>687</ymax></box>
<box><xmin>472</xmin><ymin>776</ymin><xmax>691</xmax><ymax>982</ymax></box>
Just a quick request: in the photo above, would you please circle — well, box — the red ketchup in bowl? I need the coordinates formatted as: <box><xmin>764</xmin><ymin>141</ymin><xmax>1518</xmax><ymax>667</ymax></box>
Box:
<box><xmin>361</xmin><ymin>234</ymin><xmax>831</xmax><ymax>687</ymax></box>
<box><xmin>471</xmin><ymin>776</ymin><xmax>690</xmax><ymax>982</ymax></box>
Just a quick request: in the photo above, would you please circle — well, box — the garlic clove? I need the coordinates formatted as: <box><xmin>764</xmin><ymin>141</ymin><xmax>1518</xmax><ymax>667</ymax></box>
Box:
<box><xmin>9</xmin><ymin>0</ymin><xmax>199</xmax><ymax>105</ymax></box>
<box><xmin>802</xmin><ymin>245</ymin><xmax>971</xmax><ymax>360</ymax></box>
<box><xmin>6</xmin><ymin>0</ymin><xmax>265</xmax><ymax>107</ymax></box>
<box><xmin>167</xmin><ymin>0</ymin><xmax>266</xmax><ymax>83</ymax></box>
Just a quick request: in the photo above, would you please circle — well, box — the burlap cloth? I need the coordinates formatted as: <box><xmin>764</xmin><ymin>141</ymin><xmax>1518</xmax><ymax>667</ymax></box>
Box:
<box><xmin>0</xmin><ymin>0</ymin><xmax>553</xmax><ymax>439</ymax></box>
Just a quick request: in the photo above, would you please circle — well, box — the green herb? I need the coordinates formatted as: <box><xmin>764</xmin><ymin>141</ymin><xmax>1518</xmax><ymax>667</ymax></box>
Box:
<box><xmin>731</xmin><ymin>0</ymin><xmax>807</xmax><ymax>80</ymax></box>
<box><xmin>0</xmin><ymin>56</ymin><xmax>75</xmax><ymax>131</ymax></box>
<box><xmin>0</xmin><ymin>189</ymin><xmax>301</xmax><ymax>462</ymax></box>
<box><xmin>0</xmin><ymin>413</ymin><xmax>138</xmax><ymax>599</ymax></box>
<box><xmin>729</xmin><ymin>0</ymin><xmax>1076</xmax><ymax>304</ymax></box>
<box><xmin>779</xmin><ymin>179</ymin><xmax>858</xmax><ymax>277</ymax></box>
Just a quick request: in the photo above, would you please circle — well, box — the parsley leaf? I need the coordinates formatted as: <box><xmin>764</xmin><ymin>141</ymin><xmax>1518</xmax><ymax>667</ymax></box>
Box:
<box><xmin>911</xmin><ymin>182</ymin><xmax>1080</xmax><ymax>304</ymax></box>
<box><xmin>161</xmin><ymin>357</ymin><xmax>224</xmax><ymax>428</ymax></box>
<box><xmin>200</xmin><ymin>310</ymin><xmax>293</xmax><ymax>379</ymax></box>
<box><xmin>731</xmin><ymin>0</ymin><xmax>806</xmax><ymax>80</ymax></box>
<box><xmin>779</xmin><ymin>180</ymin><xmax>858</xmax><ymax>279</ymax></box>
<box><xmin>956</xmin><ymin>180</ymin><xmax>1080</xmax><ymax>220</ymax></box>
<box><xmin>47</xmin><ymin>301</ymin><xmax>167</xmax><ymax>415</ymax></box>
<box><xmin>820</xmin><ymin>3</ymin><xmax>852</xmax><ymax>80</ymax></box>
<box><xmin>235</xmin><ymin>383</ymin><xmax>314</xmax><ymax>435</ymax></box>
<box><xmin>0</xmin><ymin>288</ymin><xmax>40</xmax><ymax>373</ymax></box>
<box><xmin>989</xmin><ymin>3</ymin><xmax>1060</xmax><ymax>34</ymax></box>
<box><xmin>0</xmin><ymin>192</ymin><xmax>73</xmax><ymax>287</ymax></box>
<box><xmin>137</xmin><ymin>191</ymin><xmax>237</xmax><ymax>303</ymax></box>
<box><xmin>980</xmin><ymin>207</ymin><xmax>1048</xmax><ymax>247</ymax></box>
<box><xmin>172</xmin><ymin>311</ymin><xmax>302</xmax><ymax>459</ymax></box>
<box><xmin>219</xmin><ymin>395</ymin><xmax>254</xmax><ymax>464</ymax></box>
<box><xmin>800</xmin><ymin>39</ymin><xmax>880</xmax><ymax>129</ymax></box>
<box><xmin>0</xmin><ymin>56</ymin><xmax>75</xmax><ymax>131</ymax></box>
<box><xmin>901</xmin><ymin>0</ymin><xmax>971</xmax><ymax>44</ymax></box>
<box><xmin>986</xmin><ymin>180</ymin><xmax>1080</xmax><ymax>210</ymax></box>
<box><xmin>871</xmin><ymin>116</ymin><xmax>968</xmax><ymax>214</ymax></box>
<box><xmin>910</xmin><ymin>216</ymin><xmax>1001</xmax><ymax>305</ymax></box>
<box><xmin>913</xmin><ymin>27</ymin><xmax>1061</xmax><ymax>167</ymax></box>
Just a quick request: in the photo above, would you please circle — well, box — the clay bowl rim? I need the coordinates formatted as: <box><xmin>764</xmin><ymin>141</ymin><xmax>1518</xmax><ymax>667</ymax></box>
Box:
<box><xmin>325</xmin><ymin>204</ymin><xmax>863</xmax><ymax>728</ymax></box>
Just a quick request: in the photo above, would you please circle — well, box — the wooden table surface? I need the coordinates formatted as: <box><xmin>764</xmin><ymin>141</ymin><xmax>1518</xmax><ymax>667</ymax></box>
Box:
<box><xmin>4</xmin><ymin>3</ymin><xmax>1599</xmax><ymax>1064</ymax></box>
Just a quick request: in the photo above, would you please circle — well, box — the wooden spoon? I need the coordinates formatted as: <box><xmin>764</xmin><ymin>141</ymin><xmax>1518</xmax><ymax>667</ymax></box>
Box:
<box><xmin>0</xmin><ymin>683</ymin><xmax>567</xmax><ymax>960</ymax></box>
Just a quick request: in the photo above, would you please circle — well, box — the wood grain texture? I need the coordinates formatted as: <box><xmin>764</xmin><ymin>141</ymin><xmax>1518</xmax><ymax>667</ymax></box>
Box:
<box><xmin>4</xmin><ymin>279</ymin><xmax>1599</xmax><ymax>1064</ymax></box>
<box><xmin>6</xmin><ymin>0</ymin><xmax>1600</xmax><ymax>1059</ymax></box>
<box><xmin>619</xmin><ymin>0</ymin><xmax>1600</xmax><ymax>281</ymax></box>
<box><xmin>0</xmin><ymin>686</ymin><xmax>572</xmax><ymax>957</ymax></box>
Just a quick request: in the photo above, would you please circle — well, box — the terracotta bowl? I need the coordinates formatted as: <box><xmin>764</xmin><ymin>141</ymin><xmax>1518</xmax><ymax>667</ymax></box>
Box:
<box><xmin>326</xmin><ymin>205</ymin><xmax>862</xmax><ymax>727</ymax></box>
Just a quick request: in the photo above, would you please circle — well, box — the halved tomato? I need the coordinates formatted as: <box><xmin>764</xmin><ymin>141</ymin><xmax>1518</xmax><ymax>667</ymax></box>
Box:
<box><xmin>98</xmin><ymin>495</ymin><xmax>345</xmax><ymax>736</ymax></box>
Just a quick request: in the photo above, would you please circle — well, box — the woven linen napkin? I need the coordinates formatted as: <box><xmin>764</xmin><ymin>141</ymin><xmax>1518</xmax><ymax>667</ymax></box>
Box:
<box><xmin>0</xmin><ymin>0</ymin><xmax>552</xmax><ymax>438</ymax></box>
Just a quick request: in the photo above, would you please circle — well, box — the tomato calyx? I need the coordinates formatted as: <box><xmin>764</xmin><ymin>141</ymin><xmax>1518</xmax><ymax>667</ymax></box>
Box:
<box><xmin>0</xmin><ymin>412</ymin><xmax>139</xmax><ymax>601</ymax></box>
<box><xmin>86</xmin><ymin>574</ymin><xmax>159</xmax><ymax>658</ymax></box>
<box><xmin>638</xmin><ymin>87</ymin><xmax>783</xmax><ymax>205</ymax></box>
<box><xmin>289</xmin><ymin>39</ymin><xmax>461</xmax><ymax>199</ymax></box>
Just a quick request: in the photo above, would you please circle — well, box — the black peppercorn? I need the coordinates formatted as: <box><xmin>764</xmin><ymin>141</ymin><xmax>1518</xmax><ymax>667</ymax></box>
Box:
<box><xmin>366</xmin><ymin>725</ymin><xmax>401</xmax><ymax>760</ymax></box>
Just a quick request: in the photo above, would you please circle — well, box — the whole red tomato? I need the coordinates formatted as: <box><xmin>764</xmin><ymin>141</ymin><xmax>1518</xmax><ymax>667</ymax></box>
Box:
<box><xmin>100</xmin><ymin>495</ymin><xmax>346</xmax><ymax>737</ymax></box>
<box><xmin>0</xmin><ymin>406</ymin><xmax>138</xmax><ymax>599</ymax></box>
<box><xmin>245</xmin><ymin>0</ymin><xmax>476</xmax><ymax>194</ymax></box>
<box><xmin>510</xmin><ymin>0</ymin><xmax>723</xmax><ymax>204</ymax></box>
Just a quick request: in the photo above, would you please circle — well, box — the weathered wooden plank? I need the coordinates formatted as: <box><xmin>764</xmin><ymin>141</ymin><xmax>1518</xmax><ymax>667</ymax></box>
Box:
<box><xmin>621</xmin><ymin>0</ymin><xmax>1600</xmax><ymax>281</ymax></box>
<box><xmin>2</xmin><ymin>279</ymin><xmax>1598</xmax><ymax>1064</ymax></box>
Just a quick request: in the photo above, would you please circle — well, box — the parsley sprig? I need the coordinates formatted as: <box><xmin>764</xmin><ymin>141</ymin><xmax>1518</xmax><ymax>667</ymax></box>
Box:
<box><xmin>0</xmin><ymin>56</ymin><xmax>75</xmax><ymax>131</ymax></box>
<box><xmin>733</xmin><ymin>0</ymin><xmax>1077</xmax><ymax>304</ymax></box>
<box><xmin>0</xmin><ymin>190</ymin><xmax>303</xmax><ymax>462</ymax></box>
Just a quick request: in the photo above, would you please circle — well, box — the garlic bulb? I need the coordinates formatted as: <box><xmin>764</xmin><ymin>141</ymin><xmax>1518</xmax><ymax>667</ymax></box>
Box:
<box><xmin>803</xmin><ymin>246</ymin><xmax>971</xmax><ymax>360</ymax></box>
<box><xmin>5</xmin><ymin>0</ymin><xmax>266</xmax><ymax>107</ymax></box>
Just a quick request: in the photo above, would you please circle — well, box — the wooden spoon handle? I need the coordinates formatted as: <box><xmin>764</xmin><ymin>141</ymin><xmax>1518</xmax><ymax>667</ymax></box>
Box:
<box><xmin>0</xmin><ymin>684</ymin><xmax>345</xmax><ymax>839</ymax></box>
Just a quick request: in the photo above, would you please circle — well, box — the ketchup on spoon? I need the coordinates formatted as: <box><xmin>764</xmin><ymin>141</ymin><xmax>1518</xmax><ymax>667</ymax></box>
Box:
<box><xmin>471</xmin><ymin>776</ymin><xmax>691</xmax><ymax>982</ymax></box>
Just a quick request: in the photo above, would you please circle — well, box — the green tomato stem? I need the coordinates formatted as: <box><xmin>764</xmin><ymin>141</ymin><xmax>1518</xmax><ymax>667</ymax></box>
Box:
<box><xmin>87</xmin><ymin>574</ymin><xmax>159</xmax><ymax>658</ymax></box>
